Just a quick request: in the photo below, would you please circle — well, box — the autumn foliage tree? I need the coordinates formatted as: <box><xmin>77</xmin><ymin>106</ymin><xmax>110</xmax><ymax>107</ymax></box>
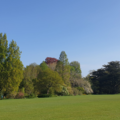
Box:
<box><xmin>45</xmin><ymin>57</ymin><xmax>58</xmax><ymax>70</ymax></box>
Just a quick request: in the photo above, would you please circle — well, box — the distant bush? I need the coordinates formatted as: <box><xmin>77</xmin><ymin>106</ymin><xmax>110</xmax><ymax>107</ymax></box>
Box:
<box><xmin>67</xmin><ymin>86</ymin><xmax>73</xmax><ymax>95</ymax></box>
<box><xmin>70</xmin><ymin>77</ymin><xmax>93</xmax><ymax>94</ymax></box>
<box><xmin>6</xmin><ymin>92</ymin><xmax>17</xmax><ymax>99</ymax></box>
<box><xmin>72</xmin><ymin>88</ymin><xmax>82</xmax><ymax>96</ymax></box>
<box><xmin>15</xmin><ymin>92</ymin><xmax>24</xmax><ymax>99</ymax></box>
<box><xmin>57</xmin><ymin>86</ymin><xmax>69</xmax><ymax>96</ymax></box>
<box><xmin>38</xmin><ymin>94</ymin><xmax>52</xmax><ymax>98</ymax></box>
<box><xmin>49</xmin><ymin>94</ymin><xmax>57</xmax><ymax>97</ymax></box>
<box><xmin>26</xmin><ymin>93</ymin><xmax>36</xmax><ymax>98</ymax></box>
<box><xmin>77</xmin><ymin>87</ymin><xmax>85</xmax><ymax>94</ymax></box>
<box><xmin>0</xmin><ymin>92</ymin><xmax>3</xmax><ymax>100</ymax></box>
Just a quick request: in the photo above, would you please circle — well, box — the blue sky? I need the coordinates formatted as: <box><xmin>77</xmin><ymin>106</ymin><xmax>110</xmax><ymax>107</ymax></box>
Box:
<box><xmin>0</xmin><ymin>0</ymin><xmax>120</xmax><ymax>77</ymax></box>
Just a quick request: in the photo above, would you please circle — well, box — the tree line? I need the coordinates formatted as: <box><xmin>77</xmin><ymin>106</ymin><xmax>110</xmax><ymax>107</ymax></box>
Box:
<box><xmin>1</xmin><ymin>33</ymin><xmax>120</xmax><ymax>99</ymax></box>
<box><xmin>0</xmin><ymin>33</ymin><xmax>93</xmax><ymax>99</ymax></box>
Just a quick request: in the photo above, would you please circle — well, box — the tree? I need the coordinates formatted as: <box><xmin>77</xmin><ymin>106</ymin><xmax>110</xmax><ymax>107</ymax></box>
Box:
<box><xmin>47</xmin><ymin>62</ymin><xmax>57</xmax><ymax>71</ymax></box>
<box><xmin>90</xmin><ymin>69</ymin><xmax>104</xmax><ymax>94</ymax></box>
<box><xmin>45</xmin><ymin>57</ymin><xmax>58</xmax><ymax>71</ymax></box>
<box><xmin>70</xmin><ymin>61</ymin><xmax>82</xmax><ymax>78</ymax></box>
<box><xmin>69</xmin><ymin>77</ymin><xmax>93</xmax><ymax>94</ymax></box>
<box><xmin>29</xmin><ymin>62</ymin><xmax>38</xmax><ymax>67</ymax></box>
<box><xmin>0</xmin><ymin>33</ymin><xmax>8</xmax><ymax>63</ymax></box>
<box><xmin>59</xmin><ymin>51</ymin><xmax>69</xmax><ymax>66</ymax></box>
<box><xmin>83</xmin><ymin>74</ymin><xmax>90</xmax><ymax>81</ymax></box>
<box><xmin>45</xmin><ymin>57</ymin><xmax>58</xmax><ymax>64</ymax></box>
<box><xmin>69</xmin><ymin>61</ymin><xmax>91</xmax><ymax>94</ymax></box>
<box><xmin>55</xmin><ymin>51</ymin><xmax>70</xmax><ymax>86</ymax></box>
<box><xmin>35</xmin><ymin>69</ymin><xmax>64</xmax><ymax>94</ymax></box>
<box><xmin>40</xmin><ymin>61</ymin><xmax>49</xmax><ymax>71</ymax></box>
<box><xmin>20</xmin><ymin>63</ymin><xmax>41</xmax><ymax>95</ymax></box>
<box><xmin>4</xmin><ymin>40</ymin><xmax>24</xmax><ymax>94</ymax></box>
<box><xmin>90</xmin><ymin>61</ymin><xmax>120</xmax><ymax>94</ymax></box>
<box><xmin>55</xmin><ymin>61</ymin><xmax>70</xmax><ymax>86</ymax></box>
<box><xmin>0</xmin><ymin>33</ymin><xmax>8</xmax><ymax>93</ymax></box>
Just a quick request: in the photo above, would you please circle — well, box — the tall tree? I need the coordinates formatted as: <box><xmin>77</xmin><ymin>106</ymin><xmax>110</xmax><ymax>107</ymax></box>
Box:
<box><xmin>55</xmin><ymin>61</ymin><xmax>70</xmax><ymax>86</ymax></box>
<box><xmin>59</xmin><ymin>51</ymin><xmax>69</xmax><ymax>66</ymax></box>
<box><xmin>56</xmin><ymin>51</ymin><xmax>70</xmax><ymax>86</ymax></box>
<box><xmin>0</xmin><ymin>33</ymin><xmax>8</xmax><ymax>63</ymax></box>
<box><xmin>70</xmin><ymin>61</ymin><xmax>82</xmax><ymax>78</ymax></box>
<box><xmin>5</xmin><ymin>40</ymin><xmax>24</xmax><ymax>94</ymax></box>
<box><xmin>0</xmin><ymin>33</ymin><xmax>8</xmax><ymax>92</ymax></box>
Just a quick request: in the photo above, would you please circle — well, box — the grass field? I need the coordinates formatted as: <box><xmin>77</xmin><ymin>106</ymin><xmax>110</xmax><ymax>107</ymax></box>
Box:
<box><xmin>0</xmin><ymin>95</ymin><xmax>120</xmax><ymax>120</ymax></box>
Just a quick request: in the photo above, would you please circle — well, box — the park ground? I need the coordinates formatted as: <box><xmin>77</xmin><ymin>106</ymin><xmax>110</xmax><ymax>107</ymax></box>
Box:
<box><xmin>0</xmin><ymin>95</ymin><xmax>120</xmax><ymax>120</ymax></box>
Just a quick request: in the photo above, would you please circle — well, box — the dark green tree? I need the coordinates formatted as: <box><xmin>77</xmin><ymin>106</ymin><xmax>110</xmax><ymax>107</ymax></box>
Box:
<box><xmin>90</xmin><ymin>61</ymin><xmax>120</xmax><ymax>94</ymax></box>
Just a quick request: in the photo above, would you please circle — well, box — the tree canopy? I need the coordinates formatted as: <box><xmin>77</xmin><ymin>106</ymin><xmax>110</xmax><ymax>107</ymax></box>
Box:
<box><xmin>40</xmin><ymin>61</ymin><xmax>49</xmax><ymax>71</ymax></box>
<box><xmin>59</xmin><ymin>51</ymin><xmax>69</xmax><ymax>66</ymax></box>
<box><xmin>35</xmin><ymin>69</ymin><xmax>64</xmax><ymax>94</ymax></box>
<box><xmin>70</xmin><ymin>61</ymin><xmax>82</xmax><ymax>78</ymax></box>
<box><xmin>55</xmin><ymin>60</ymin><xmax>70</xmax><ymax>86</ymax></box>
<box><xmin>90</xmin><ymin>61</ymin><xmax>120</xmax><ymax>94</ymax></box>
<box><xmin>0</xmin><ymin>33</ymin><xmax>23</xmax><ymax>95</ymax></box>
<box><xmin>0</xmin><ymin>34</ymin><xmax>94</xmax><ymax>98</ymax></box>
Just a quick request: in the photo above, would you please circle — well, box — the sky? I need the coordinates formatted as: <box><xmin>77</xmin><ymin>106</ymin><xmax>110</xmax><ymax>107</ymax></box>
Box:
<box><xmin>0</xmin><ymin>0</ymin><xmax>120</xmax><ymax>77</ymax></box>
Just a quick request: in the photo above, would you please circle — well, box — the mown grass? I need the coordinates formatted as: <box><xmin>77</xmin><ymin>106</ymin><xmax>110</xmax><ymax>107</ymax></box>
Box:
<box><xmin>0</xmin><ymin>95</ymin><xmax>120</xmax><ymax>120</ymax></box>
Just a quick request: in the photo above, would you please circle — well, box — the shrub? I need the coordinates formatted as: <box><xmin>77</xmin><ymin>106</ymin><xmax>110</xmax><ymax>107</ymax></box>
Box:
<box><xmin>67</xmin><ymin>86</ymin><xmax>73</xmax><ymax>95</ymax></box>
<box><xmin>26</xmin><ymin>93</ymin><xmax>36</xmax><ymax>98</ymax></box>
<box><xmin>61</xmin><ymin>86</ymin><xmax>69</xmax><ymax>95</ymax></box>
<box><xmin>72</xmin><ymin>88</ymin><xmax>82</xmax><ymax>96</ymax></box>
<box><xmin>77</xmin><ymin>87</ymin><xmax>85</xmax><ymax>94</ymax></box>
<box><xmin>15</xmin><ymin>92</ymin><xmax>24</xmax><ymax>99</ymax></box>
<box><xmin>21</xmin><ymin>87</ymin><xmax>25</xmax><ymax>94</ymax></box>
<box><xmin>56</xmin><ymin>86</ymin><xmax>69</xmax><ymax>96</ymax></box>
<box><xmin>0</xmin><ymin>92</ymin><xmax>3</xmax><ymax>100</ymax></box>
<box><xmin>38</xmin><ymin>94</ymin><xmax>51</xmax><ymax>98</ymax></box>
<box><xmin>6</xmin><ymin>92</ymin><xmax>17</xmax><ymax>99</ymax></box>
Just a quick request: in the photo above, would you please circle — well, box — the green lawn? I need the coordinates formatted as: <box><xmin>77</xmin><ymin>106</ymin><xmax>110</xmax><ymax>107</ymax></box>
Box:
<box><xmin>0</xmin><ymin>95</ymin><xmax>120</xmax><ymax>120</ymax></box>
